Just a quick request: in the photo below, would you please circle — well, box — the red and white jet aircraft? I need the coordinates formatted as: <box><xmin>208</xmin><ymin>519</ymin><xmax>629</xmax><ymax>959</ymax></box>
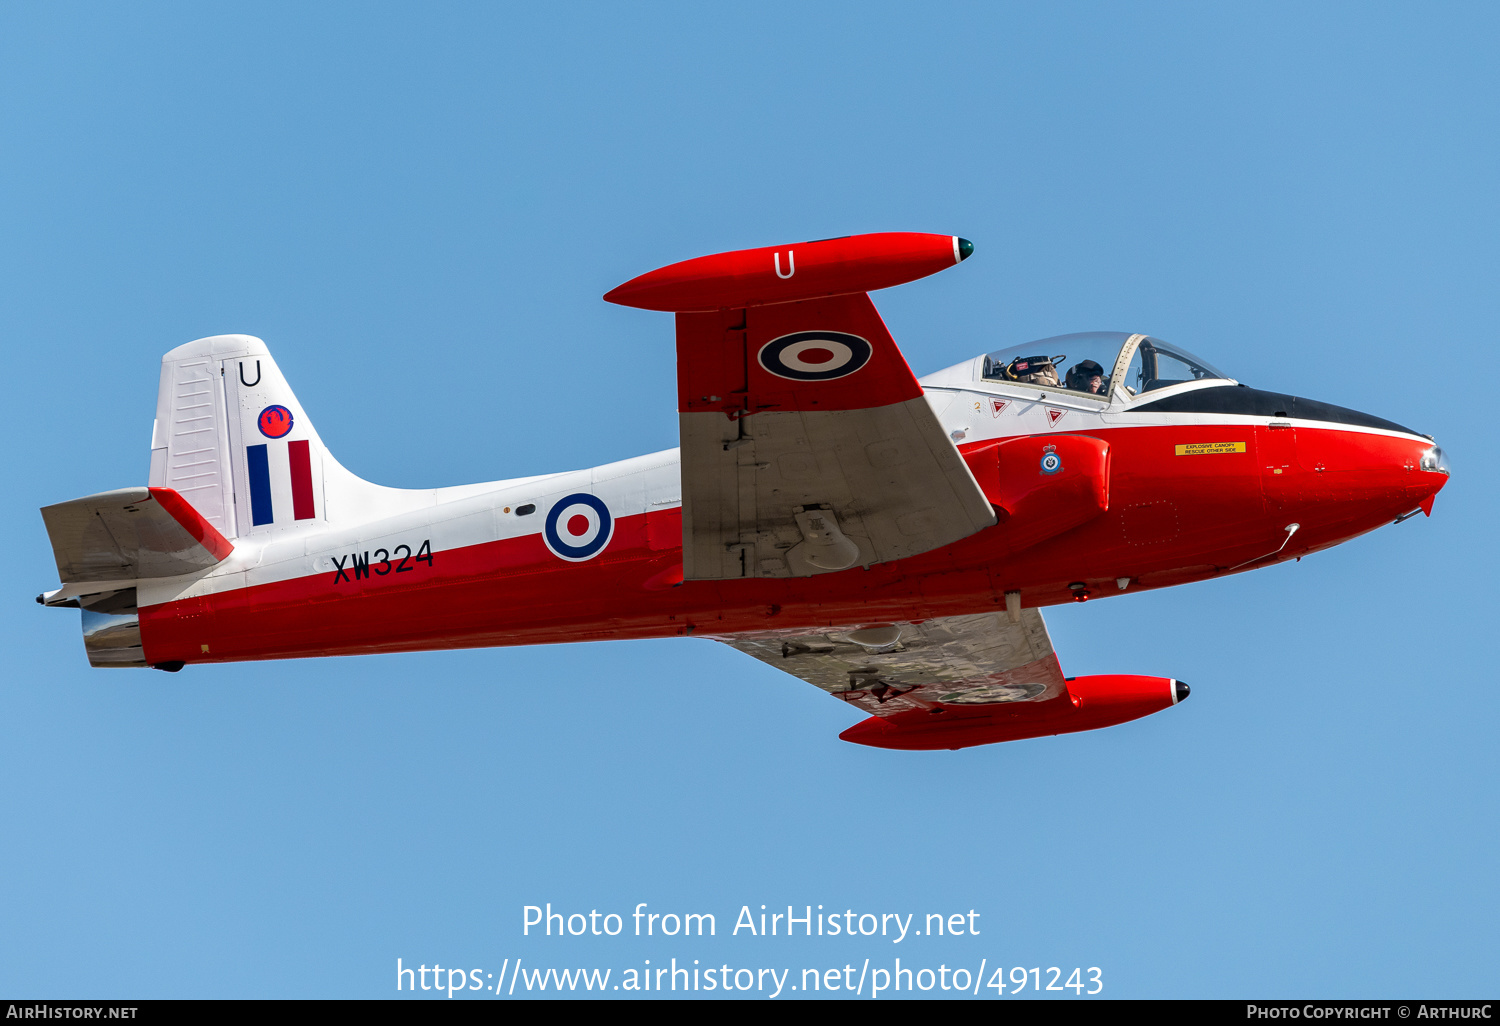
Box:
<box><xmin>38</xmin><ymin>233</ymin><xmax>1450</xmax><ymax>750</ymax></box>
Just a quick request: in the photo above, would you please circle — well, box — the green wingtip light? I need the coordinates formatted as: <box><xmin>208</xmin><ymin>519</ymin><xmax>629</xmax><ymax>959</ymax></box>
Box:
<box><xmin>957</xmin><ymin>237</ymin><xmax>974</xmax><ymax>261</ymax></box>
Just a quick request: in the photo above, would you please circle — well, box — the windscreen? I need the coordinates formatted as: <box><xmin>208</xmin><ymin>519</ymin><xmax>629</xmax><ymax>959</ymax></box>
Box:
<box><xmin>1121</xmin><ymin>337</ymin><xmax>1230</xmax><ymax>398</ymax></box>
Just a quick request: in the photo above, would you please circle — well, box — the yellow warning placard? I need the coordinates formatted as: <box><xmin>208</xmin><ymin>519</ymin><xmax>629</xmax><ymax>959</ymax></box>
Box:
<box><xmin>1175</xmin><ymin>441</ymin><xmax>1247</xmax><ymax>455</ymax></box>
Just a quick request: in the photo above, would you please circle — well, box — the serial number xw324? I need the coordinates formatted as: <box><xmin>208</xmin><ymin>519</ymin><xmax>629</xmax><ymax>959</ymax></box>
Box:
<box><xmin>332</xmin><ymin>540</ymin><xmax>433</xmax><ymax>584</ymax></box>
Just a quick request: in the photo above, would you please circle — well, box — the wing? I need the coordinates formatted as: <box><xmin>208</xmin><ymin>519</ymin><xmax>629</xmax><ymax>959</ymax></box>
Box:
<box><xmin>714</xmin><ymin>608</ymin><xmax>1066</xmax><ymax>718</ymax></box>
<box><xmin>40</xmin><ymin>486</ymin><xmax>234</xmax><ymax>585</ymax></box>
<box><xmin>716</xmin><ymin>609</ymin><xmax>1188</xmax><ymax>752</ymax></box>
<box><xmin>606</xmin><ymin>232</ymin><xmax>995</xmax><ymax>581</ymax></box>
<box><xmin>675</xmin><ymin>292</ymin><xmax>995</xmax><ymax>580</ymax></box>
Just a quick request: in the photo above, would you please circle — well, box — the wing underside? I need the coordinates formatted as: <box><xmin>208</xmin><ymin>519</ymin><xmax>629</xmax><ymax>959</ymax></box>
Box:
<box><xmin>713</xmin><ymin>608</ymin><xmax>1066</xmax><ymax>720</ymax></box>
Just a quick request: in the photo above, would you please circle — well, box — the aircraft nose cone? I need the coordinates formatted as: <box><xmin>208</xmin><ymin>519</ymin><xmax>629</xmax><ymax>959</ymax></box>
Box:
<box><xmin>1420</xmin><ymin>443</ymin><xmax>1450</xmax><ymax>478</ymax></box>
<box><xmin>1412</xmin><ymin>442</ymin><xmax>1450</xmax><ymax>515</ymax></box>
<box><xmin>1173</xmin><ymin>680</ymin><xmax>1190</xmax><ymax>704</ymax></box>
<box><xmin>957</xmin><ymin>238</ymin><xmax>974</xmax><ymax>261</ymax></box>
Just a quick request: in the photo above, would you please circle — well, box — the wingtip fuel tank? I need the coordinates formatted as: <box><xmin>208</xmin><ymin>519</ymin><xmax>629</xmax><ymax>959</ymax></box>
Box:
<box><xmin>603</xmin><ymin>231</ymin><xmax>970</xmax><ymax>312</ymax></box>
<box><xmin>839</xmin><ymin>675</ymin><xmax>1188</xmax><ymax>751</ymax></box>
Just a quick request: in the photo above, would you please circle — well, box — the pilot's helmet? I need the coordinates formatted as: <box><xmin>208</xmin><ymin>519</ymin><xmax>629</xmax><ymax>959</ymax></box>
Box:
<box><xmin>1067</xmin><ymin>359</ymin><xmax>1107</xmax><ymax>392</ymax></box>
<box><xmin>1007</xmin><ymin>355</ymin><xmax>1060</xmax><ymax>386</ymax></box>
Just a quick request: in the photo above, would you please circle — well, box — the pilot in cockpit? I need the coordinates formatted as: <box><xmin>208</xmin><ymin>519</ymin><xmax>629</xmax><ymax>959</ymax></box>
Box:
<box><xmin>1066</xmin><ymin>359</ymin><xmax>1107</xmax><ymax>395</ymax></box>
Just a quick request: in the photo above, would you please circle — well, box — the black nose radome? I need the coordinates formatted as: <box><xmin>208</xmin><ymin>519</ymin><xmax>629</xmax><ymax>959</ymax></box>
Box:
<box><xmin>957</xmin><ymin>238</ymin><xmax>974</xmax><ymax>261</ymax></box>
<box><xmin>1174</xmin><ymin>680</ymin><xmax>1190</xmax><ymax>704</ymax></box>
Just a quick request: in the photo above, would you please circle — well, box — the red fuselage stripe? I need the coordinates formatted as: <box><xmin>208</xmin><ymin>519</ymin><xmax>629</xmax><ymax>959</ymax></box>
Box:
<box><xmin>138</xmin><ymin>422</ymin><xmax>1446</xmax><ymax>666</ymax></box>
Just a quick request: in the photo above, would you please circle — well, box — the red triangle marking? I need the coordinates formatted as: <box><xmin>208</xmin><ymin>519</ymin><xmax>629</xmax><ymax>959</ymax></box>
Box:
<box><xmin>990</xmin><ymin>400</ymin><xmax>1008</xmax><ymax>418</ymax></box>
<box><xmin>1046</xmin><ymin>407</ymin><xmax>1066</xmax><ymax>425</ymax></box>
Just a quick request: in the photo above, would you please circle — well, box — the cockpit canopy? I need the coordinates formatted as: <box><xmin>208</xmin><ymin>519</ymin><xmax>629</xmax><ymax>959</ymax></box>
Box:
<box><xmin>980</xmin><ymin>332</ymin><xmax>1231</xmax><ymax>401</ymax></box>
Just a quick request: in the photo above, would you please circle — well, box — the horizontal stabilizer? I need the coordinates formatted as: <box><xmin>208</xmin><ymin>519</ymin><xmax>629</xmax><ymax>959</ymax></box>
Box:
<box><xmin>41</xmin><ymin>486</ymin><xmax>234</xmax><ymax>585</ymax></box>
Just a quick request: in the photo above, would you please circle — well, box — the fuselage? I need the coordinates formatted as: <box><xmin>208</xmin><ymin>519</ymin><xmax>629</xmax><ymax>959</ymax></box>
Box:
<box><xmin>136</xmin><ymin>362</ymin><xmax>1448</xmax><ymax>667</ymax></box>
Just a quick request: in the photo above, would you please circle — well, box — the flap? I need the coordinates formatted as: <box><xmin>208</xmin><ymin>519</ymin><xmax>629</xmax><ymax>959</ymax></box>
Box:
<box><xmin>40</xmin><ymin>486</ymin><xmax>234</xmax><ymax>584</ymax></box>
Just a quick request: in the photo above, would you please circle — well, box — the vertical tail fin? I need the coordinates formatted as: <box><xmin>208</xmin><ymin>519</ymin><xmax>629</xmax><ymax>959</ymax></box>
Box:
<box><xmin>149</xmin><ymin>335</ymin><xmax>333</xmax><ymax>540</ymax></box>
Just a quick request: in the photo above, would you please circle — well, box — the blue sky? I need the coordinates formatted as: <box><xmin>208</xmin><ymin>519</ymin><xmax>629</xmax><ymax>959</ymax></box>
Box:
<box><xmin>2</xmin><ymin>2</ymin><xmax>1495</xmax><ymax>999</ymax></box>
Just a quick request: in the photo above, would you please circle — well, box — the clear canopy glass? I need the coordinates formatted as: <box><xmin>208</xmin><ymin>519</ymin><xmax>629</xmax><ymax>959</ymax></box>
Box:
<box><xmin>981</xmin><ymin>332</ymin><xmax>1133</xmax><ymax>398</ymax></box>
<box><xmin>980</xmin><ymin>332</ymin><xmax>1231</xmax><ymax>400</ymax></box>
<box><xmin>1121</xmin><ymin>337</ymin><xmax>1228</xmax><ymax>396</ymax></box>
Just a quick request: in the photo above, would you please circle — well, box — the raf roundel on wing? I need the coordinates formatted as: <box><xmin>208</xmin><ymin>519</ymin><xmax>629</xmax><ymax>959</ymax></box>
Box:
<box><xmin>758</xmin><ymin>331</ymin><xmax>872</xmax><ymax>381</ymax></box>
<box><xmin>543</xmin><ymin>493</ymin><xmax>614</xmax><ymax>561</ymax></box>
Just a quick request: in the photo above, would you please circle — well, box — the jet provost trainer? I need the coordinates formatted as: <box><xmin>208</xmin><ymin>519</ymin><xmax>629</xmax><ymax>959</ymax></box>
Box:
<box><xmin>37</xmin><ymin>232</ymin><xmax>1450</xmax><ymax>750</ymax></box>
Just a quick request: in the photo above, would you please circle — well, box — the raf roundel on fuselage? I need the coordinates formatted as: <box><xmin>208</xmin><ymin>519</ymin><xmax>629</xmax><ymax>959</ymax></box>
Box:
<box><xmin>543</xmin><ymin>493</ymin><xmax>614</xmax><ymax>562</ymax></box>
